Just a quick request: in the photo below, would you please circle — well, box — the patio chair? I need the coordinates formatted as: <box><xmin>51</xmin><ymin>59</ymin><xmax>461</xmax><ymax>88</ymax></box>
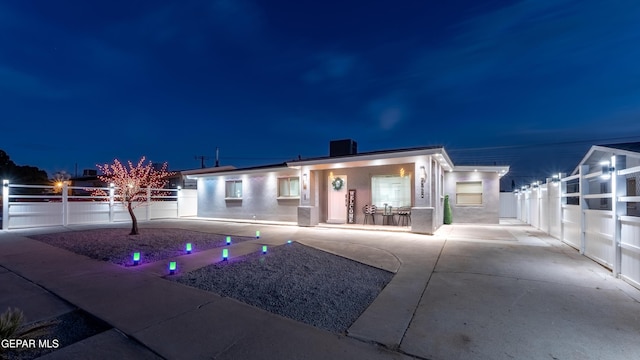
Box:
<box><xmin>397</xmin><ymin>207</ymin><xmax>411</xmax><ymax>226</ymax></box>
<box><xmin>363</xmin><ymin>205</ymin><xmax>377</xmax><ymax>224</ymax></box>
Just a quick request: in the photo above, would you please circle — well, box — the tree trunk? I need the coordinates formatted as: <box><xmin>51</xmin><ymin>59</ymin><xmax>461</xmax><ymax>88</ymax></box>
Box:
<box><xmin>128</xmin><ymin>202</ymin><xmax>139</xmax><ymax>235</ymax></box>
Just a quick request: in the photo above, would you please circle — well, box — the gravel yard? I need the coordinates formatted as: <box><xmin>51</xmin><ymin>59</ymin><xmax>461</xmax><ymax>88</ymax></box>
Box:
<box><xmin>29</xmin><ymin>228</ymin><xmax>254</xmax><ymax>266</ymax></box>
<box><xmin>170</xmin><ymin>242</ymin><xmax>394</xmax><ymax>333</ymax></box>
<box><xmin>27</xmin><ymin>228</ymin><xmax>394</xmax><ymax>334</ymax></box>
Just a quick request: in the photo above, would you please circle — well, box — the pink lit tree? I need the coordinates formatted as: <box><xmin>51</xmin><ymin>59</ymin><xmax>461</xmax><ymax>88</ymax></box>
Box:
<box><xmin>95</xmin><ymin>157</ymin><xmax>174</xmax><ymax>235</ymax></box>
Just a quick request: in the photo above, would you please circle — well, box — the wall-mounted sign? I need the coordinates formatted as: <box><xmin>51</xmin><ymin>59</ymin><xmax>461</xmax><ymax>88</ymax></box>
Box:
<box><xmin>347</xmin><ymin>189</ymin><xmax>356</xmax><ymax>224</ymax></box>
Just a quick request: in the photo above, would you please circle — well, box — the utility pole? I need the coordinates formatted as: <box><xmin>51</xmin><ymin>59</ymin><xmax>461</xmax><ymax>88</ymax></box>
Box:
<box><xmin>194</xmin><ymin>155</ymin><xmax>210</xmax><ymax>169</ymax></box>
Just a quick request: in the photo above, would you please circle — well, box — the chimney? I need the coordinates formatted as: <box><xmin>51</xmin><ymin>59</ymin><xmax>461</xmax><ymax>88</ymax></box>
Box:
<box><xmin>329</xmin><ymin>139</ymin><xmax>358</xmax><ymax>157</ymax></box>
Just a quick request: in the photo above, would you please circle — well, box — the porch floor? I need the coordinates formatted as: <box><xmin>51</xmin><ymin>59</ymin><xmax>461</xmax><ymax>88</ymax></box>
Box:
<box><xmin>318</xmin><ymin>222</ymin><xmax>411</xmax><ymax>232</ymax></box>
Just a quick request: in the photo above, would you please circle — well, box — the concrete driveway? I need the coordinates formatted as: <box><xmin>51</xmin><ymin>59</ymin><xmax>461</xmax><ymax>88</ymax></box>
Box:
<box><xmin>1</xmin><ymin>219</ymin><xmax>639</xmax><ymax>359</ymax></box>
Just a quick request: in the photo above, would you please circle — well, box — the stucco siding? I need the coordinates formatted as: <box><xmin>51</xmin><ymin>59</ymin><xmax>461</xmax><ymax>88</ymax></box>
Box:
<box><xmin>445</xmin><ymin>171</ymin><xmax>500</xmax><ymax>224</ymax></box>
<box><xmin>197</xmin><ymin>168</ymin><xmax>300</xmax><ymax>222</ymax></box>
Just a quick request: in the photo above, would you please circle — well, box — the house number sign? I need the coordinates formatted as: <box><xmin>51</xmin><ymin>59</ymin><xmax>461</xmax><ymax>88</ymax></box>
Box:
<box><xmin>347</xmin><ymin>189</ymin><xmax>356</xmax><ymax>224</ymax></box>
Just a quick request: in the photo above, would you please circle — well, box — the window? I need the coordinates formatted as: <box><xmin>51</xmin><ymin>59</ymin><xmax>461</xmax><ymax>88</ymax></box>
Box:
<box><xmin>371</xmin><ymin>175</ymin><xmax>411</xmax><ymax>208</ymax></box>
<box><xmin>456</xmin><ymin>181</ymin><xmax>482</xmax><ymax>205</ymax></box>
<box><xmin>278</xmin><ymin>177</ymin><xmax>300</xmax><ymax>198</ymax></box>
<box><xmin>225</xmin><ymin>180</ymin><xmax>242</xmax><ymax>199</ymax></box>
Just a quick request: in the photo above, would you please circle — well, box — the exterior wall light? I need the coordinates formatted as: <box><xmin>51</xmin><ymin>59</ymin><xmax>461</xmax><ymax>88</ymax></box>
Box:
<box><xmin>177</xmin><ymin>186</ymin><xmax>182</xmax><ymax>191</ymax></box>
<box><xmin>600</xmin><ymin>161</ymin><xmax>615</xmax><ymax>179</ymax></box>
<box><xmin>303</xmin><ymin>173</ymin><xmax>308</xmax><ymax>190</ymax></box>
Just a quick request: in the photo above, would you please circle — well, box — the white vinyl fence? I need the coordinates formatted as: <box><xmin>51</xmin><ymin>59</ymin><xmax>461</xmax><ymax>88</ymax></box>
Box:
<box><xmin>2</xmin><ymin>181</ymin><xmax>197</xmax><ymax>230</ymax></box>
<box><xmin>499</xmin><ymin>192</ymin><xmax>517</xmax><ymax>218</ymax></box>
<box><xmin>515</xmin><ymin>156</ymin><xmax>640</xmax><ymax>290</ymax></box>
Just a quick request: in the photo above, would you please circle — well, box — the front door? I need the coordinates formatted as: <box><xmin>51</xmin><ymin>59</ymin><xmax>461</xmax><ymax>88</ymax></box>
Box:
<box><xmin>327</xmin><ymin>175</ymin><xmax>347</xmax><ymax>223</ymax></box>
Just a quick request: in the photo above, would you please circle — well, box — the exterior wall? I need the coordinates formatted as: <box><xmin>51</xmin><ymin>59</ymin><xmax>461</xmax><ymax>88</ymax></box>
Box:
<box><xmin>444</xmin><ymin>171</ymin><xmax>500</xmax><ymax>224</ymax></box>
<box><xmin>317</xmin><ymin>163</ymin><xmax>414</xmax><ymax>224</ymax></box>
<box><xmin>197</xmin><ymin>168</ymin><xmax>300</xmax><ymax>222</ymax></box>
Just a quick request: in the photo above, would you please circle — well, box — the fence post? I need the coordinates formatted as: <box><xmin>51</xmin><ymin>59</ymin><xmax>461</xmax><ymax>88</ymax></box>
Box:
<box><xmin>109</xmin><ymin>183</ymin><xmax>114</xmax><ymax>223</ymax></box>
<box><xmin>612</xmin><ymin>155</ymin><xmax>626</xmax><ymax>277</ymax></box>
<box><xmin>146</xmin><ymin>187</ymin><xmax>151</xmax><ymax>221</ymax></box>
<box><xmin>560</xmin><ymin>175</ymin><xmax>567</xmax><ymax>243</ymax></box>
<box><xmin>177</xmin><ymin>186</ymin><xmax>181</xmax><ymax>218</ymax></box>
<box><xmin>579</xmin><ymin>164</ymin><xmax>589</xmax><ymax>255</ymax></box>
<box><xmin>2</xmin><ymin>180</ymin><xmax>8</xmax><ymax>230</ymax></box>
<box><xmin>62</xmin><ymin>182</ymin><xmax>69</xmax><ymax>226</ymax></box>
<box><xmin>545</xmin><ymin>178</ymin><xmax>552</xmax><ymax>234</ymax></box>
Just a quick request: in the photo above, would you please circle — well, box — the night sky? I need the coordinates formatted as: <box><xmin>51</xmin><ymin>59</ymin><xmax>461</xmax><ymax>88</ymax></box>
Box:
<box><xmin>2</xmin><ymin>0</ymin><xmax>640</xmax><ymax>189</ymax></box>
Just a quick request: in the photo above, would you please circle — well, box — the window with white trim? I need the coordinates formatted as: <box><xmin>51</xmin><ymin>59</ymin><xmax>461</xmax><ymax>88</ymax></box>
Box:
<box><xmin>278</xmin><ymin>177</ymin><xmax>300</xmax><ymax>198</ymax></box>
<box><xmin>456</xmin><ymin>181</ymin><xmax>482</xmax><ymax>205</ymax></box>
<box><xmin>371</xmin><ymin>175</ymin><xmax>411</xmax><ymax>208</ymax></box>
<box><xmin>225</xmin><ymin>180</ymin><xmax>242</xmax><ymax>199</ymax></box>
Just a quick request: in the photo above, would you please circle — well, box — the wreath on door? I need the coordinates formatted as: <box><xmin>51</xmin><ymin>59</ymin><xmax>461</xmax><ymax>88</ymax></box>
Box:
<box><xmin>332</xmin><ymin>177</ymin><xmax>344</xmax><ymax>191</ymax></box>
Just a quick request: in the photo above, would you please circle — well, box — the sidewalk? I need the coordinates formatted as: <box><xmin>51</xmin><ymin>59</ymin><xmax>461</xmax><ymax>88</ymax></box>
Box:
<box><xmin>1</xmin><ymin>219</ymin><xmax>640</xmax><ymax>359</ymax></box>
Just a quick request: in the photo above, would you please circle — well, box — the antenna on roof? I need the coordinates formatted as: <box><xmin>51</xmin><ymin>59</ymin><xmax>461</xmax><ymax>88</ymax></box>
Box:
<box><xmin>215</xmin><ymin>147</ymin><xmax>220</xmax><ymax>167</ymax></box>
<box><xmin>194</xmin><ymin>155</ymin><xmax>210</xmax><ymax>169</ymax></box>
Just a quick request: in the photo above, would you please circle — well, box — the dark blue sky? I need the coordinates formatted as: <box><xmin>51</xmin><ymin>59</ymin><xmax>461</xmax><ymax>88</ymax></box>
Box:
<box><xmin>2</xmin><ymin>0</ymin><xmax>640</xmax><ymax>188</ymax></box>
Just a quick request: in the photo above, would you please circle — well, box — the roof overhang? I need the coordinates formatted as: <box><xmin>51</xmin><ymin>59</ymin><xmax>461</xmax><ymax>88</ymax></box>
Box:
<box><xmin>181</xmin><ymin>165</ymin><xmax>236</xmax><ymax>177</ymax></box>
<box><xmin>454</xmin><ymin>165</ymin><xmax>510</xmax><ymax>177</ymax></box>
<box><xmin>287</xmin><ymin>148</ymin><xmax>454</xmax><ymax>171</ymax></box>
<box><xmin>185</xmin><ymin>165</ymin><xmax>295</xmax><ymax>179</ymax></box>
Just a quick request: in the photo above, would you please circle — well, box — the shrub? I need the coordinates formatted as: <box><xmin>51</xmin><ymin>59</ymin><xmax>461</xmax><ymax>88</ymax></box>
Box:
<box><xmin>444</xmin><ymin>194</ymin><xmax>452</xmax><ymax>224</ymax></box>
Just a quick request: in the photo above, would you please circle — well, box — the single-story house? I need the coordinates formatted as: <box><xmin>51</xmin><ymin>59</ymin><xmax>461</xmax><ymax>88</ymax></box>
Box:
<box><xmin>183</xmin><ymin>140</ymin><xmax>509</xmax><ymax>234</ymax></box>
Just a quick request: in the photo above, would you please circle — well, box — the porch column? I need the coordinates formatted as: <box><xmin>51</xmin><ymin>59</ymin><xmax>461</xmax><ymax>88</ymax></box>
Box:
<box><xmin>412</xmin><ymin>158</ymin><xmax>435</xmax><ymax>234</ymax></box>
<box><xmin>298</xmin><ymin>167</ymin><xmax>318</xmax><ymax>226</ymax></box>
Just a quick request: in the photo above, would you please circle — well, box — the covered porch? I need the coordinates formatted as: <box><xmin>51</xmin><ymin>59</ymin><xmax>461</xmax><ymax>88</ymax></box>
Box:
<box><xmin>288</xmin><ymin>147</ymin><xmax>453</xmax><ymax>235</ymax></box>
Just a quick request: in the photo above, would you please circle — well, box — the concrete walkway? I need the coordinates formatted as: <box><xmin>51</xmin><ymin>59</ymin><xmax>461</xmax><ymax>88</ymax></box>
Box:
<box><xmin>1</xmin><ymin>219</ymin><xmax>640</xmax><ymax>359</ymax></box>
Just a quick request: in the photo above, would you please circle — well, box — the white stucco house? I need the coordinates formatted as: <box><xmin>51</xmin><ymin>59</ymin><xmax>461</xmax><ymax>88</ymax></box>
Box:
<box><xmin>183</xmin><ymin>140</ymin><xmax>509</xmax><ymax>234</ymax></box>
